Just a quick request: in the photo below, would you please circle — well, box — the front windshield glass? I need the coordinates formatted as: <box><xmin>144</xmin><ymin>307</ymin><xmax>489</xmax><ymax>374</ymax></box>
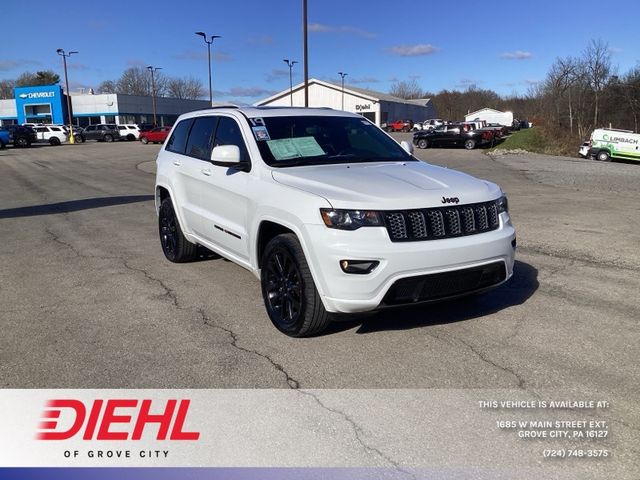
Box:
<box><xmin>248</xmin><ymin>115</ymin><xmax>415</xmax><ymax>167</ymax></box>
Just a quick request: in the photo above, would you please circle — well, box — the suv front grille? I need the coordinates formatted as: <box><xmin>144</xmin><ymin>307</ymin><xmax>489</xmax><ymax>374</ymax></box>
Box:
<box><xmin>382</xmin><ymin>200</ymin><xmax>500</xmax><ymax>242</ymax></box>
<box><xmin>382</xmin><ymin>261</ymin><xmax>506</xmax><ymax>306</ymax></box>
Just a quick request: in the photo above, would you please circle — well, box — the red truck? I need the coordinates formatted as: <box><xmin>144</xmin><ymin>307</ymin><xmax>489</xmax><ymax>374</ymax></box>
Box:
<box><xmin>384</xmin><ymin>120</ymin><xmax>414</xmax><ymax>132</ymax></box>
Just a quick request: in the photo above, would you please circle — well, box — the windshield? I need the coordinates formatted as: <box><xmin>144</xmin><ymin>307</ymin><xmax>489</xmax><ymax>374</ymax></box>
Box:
<box><xmin>248</xmin><ymin>115</ymin><xmax>415</xmax><ymax>167</ymax></box>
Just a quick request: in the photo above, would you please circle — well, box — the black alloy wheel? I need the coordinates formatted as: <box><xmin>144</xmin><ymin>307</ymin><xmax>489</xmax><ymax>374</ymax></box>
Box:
<box><xmin>158</xmin><ymin>198</ymin><xmax>197</xmax><ymax>262</ymax></box>
<box><xmin>261</xmin><ymin>234</ymin><xmax>330</xmax><ymax>337</ymax></box>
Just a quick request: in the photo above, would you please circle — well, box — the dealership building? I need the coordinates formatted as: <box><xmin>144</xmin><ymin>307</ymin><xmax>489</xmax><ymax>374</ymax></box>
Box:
<box><xmin>256</xmin><ymin>78</ymin><xmax>437</xmax><ymax>126</ymax></box>
<box><xmin>0</xmin><ymin>85</ymin><xmax>210</xmax><ymax>127</ymax></box>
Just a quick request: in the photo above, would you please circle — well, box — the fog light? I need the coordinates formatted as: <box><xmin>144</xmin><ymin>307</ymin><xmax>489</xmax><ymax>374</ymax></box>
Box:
<box><xmin>340</xmin><ymin>260</ymin><xmax>379</xmax><ymax>274</ymax></box>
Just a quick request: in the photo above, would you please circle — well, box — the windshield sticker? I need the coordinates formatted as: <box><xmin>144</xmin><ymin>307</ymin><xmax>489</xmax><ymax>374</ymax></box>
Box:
<box><xmin>266</xmin><ymin>136</ymin><xmax>325</xmax><ymax>160</ymax></box>
<box><xmin>252</xmin><ymin>126</ymin><xmax>270</xmax><ymax>141</ymax></box>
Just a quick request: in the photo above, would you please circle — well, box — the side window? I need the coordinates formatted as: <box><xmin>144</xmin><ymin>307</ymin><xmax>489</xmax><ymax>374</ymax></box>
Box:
<box><xmin>213</xmin><ymin>117</ymin><xmax>249</xmax><ymax>163</ymax></box>
<box><xmin>166</xmin><ymin>118</ymin><xmax>193</xmax><ymax>154</ymax></box>
<box><xmin>34</xmin><ymin>127</ymin><xmax>47</xmax><ymax>132</ymax></box>
<box><xmin>185</xmin><ymin>116</ymin><xmax>218</xmax><ymax>160</ymax></box>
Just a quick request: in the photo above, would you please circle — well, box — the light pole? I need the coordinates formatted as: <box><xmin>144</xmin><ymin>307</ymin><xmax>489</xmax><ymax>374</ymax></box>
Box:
<box><xmin>283</xmin><ymin>59</ymin><xmax>298</xmax><ymax>106</ymax></box>
<box><xmin>338</xmin><ymin>72</ymin><xmax>348</xmax><ymax>110</ymax></box>
<box><xmin>56</xmin><ymin>48</ymin><xmax>78</xmax><ymax>144</ymax></box>
<box><xmin>147</xmin><ymin>66</ymin><xmax>161</xmax><ymax>126</ymax></box>
<box><xmin>195</xmin><ymin>31</ymin><xmax>221</xmax><ymax>106</ymax></box>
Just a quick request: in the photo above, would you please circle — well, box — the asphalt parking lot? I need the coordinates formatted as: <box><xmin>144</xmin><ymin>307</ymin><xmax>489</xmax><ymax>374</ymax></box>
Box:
<box><xmin>1</xmin><ymin>138</ymin><xmax>639</xmax><ymax>462</ymax></box>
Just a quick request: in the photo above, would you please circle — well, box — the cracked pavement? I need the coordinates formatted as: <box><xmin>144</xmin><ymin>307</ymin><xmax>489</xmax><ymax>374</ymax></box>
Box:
<box><xmin>0</xmin><ymin>139</ymin><xmax>638</xmax><ymax>476</ymax></box>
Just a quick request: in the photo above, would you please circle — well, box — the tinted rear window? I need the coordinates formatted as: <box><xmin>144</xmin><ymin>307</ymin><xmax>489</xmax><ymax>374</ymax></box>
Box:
<box><xmin>166</xmin><ymin>119</ymin><xmax>194</xmax><ymax>154</ymax></box>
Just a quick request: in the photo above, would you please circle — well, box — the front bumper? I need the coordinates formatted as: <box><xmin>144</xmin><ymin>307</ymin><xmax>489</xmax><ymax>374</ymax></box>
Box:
<box><xmin>301</xmin><ymin>214</ymin><xmax>516</xmax><ymax>313</ymax></box>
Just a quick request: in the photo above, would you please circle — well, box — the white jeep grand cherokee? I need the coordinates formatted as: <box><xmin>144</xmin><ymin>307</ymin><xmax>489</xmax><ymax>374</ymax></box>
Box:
<box><xmin>155</xmin><ymin>107</ymin><xmax>516</xmax><ymax>337</ymax></box>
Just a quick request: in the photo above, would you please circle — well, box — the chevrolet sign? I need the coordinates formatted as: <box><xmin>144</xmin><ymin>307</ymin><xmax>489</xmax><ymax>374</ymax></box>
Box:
<box><xmin>18</xmin><ymin>92</ymin><xmax>56</xmax><ymax>99</ymax></box>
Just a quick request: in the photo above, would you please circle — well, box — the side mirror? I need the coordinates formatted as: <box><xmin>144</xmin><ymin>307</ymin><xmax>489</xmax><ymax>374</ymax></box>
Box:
<box><xmin>400</xmin><ymin>140</ymin><xmax>414</xmax><ymax>155</ymax></box>
<box><xmin>211</xmin><ymin>145</ymin><xmax>241</xmax><ymax>166</ymax></box>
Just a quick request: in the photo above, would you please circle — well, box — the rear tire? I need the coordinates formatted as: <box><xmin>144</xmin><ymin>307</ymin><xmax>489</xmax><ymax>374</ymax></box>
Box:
<box><xmin>417</xmin><ymin>138</ymin><xmax>428</xmax><ymax>149</ymax></box>
<box><xmin>261</xmin><ymin>233</ymin><xmax>331</xmax><ymax>337</ymax></box>
<box><xmin>127</xmin><ymin>134</ymin><xmax>135</xmax><ymax>141</ymax></box>
<box><xmin>15</xmin><ymin>137</ymin><xmax>29</xmax><ymax>147</ymax></box>
<box><xmin>49</xmin><ymin>137</ymin><xmax>61</xmax><ymax>146</ymax></box>
<box><xmin>596</xmin><ymin>150</ymin><xmax>611</xmax><ymax>162</ymax></box>
<box><xmin>464</xmin><ymin>139</ymin><xmax>476</xmax><ymax>150</ymax></box>
<box><xmin>104</xmin><ymin>134</ymin><xmax>113</xmax><ymax>142</ymax></box>
<box><xmin>158</xmin><ymin>197</ymin><xmax>197</xmax><ymax>263</ymax></box>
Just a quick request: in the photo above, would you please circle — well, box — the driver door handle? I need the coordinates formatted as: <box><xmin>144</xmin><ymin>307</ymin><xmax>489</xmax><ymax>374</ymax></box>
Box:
<box><xmin>173</xmin><ymin>160</ymin><xmax>182</xmax><ymax>166</ymax></box>
<box><xmin>201</xmin><ymin>168</ymin><xmax>212</xmax><ymax>176</ymax></box>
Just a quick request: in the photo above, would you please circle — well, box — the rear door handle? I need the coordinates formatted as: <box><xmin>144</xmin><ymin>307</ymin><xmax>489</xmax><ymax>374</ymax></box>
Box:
<box><xmin>201</xmin><ymin>168</ymin><xmax>212</xmax><ymax>176</ymax></box>
<box><xmin>173</xmin><ymin>160</ymin><xmax>182</xmax><ymax>166</ymax></box>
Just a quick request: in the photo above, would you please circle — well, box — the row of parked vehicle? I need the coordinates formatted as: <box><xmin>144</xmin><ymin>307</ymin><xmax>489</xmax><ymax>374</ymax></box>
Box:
<box><xmin>412</xmin><ymin>120</ymin><xmax>511</xmax><ymax>150</ymax></box>
<box><xmin>0</xmin><ymin>123</ymin><xmax>172</xmax><ymax>148</ymax></box>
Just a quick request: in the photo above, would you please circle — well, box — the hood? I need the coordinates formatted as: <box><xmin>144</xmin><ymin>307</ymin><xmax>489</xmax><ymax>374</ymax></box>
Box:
<box><xmin>271</xmin><ymin>161</ymin><xmax>501</xmax><ymax>210</ymax></box>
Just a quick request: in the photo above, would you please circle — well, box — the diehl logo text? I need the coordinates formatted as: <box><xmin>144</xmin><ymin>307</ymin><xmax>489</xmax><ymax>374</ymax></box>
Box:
<box><xmin>441</xmin><ymin>196</ymin><xmax>460</xmax><ymax>204</ymax></box>
<box><xmin>37</xmin><ymin>399</ymin><xmax>200</xmax><ymax>440</ymax></box>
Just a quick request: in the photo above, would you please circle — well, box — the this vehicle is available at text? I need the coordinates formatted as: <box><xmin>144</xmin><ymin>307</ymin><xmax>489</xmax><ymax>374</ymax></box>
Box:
<box><xmin>155</xmin><ymin>107</ymin><xmax>516</xmax><ymax>337</ymax></box>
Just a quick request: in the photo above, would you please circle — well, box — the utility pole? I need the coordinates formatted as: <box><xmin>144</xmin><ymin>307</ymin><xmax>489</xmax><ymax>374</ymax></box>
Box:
<box><xmin>283</xmin><ymin>59</ymin><xmax>298</xmax><ymax>106</ymax></box>
<box><xmin>56</xmin><ymin>49</ymin><xmax>78</xmax><ymax>144</ymax></box>
<box><xmin>302</xmin><ymin>0</ymin><xmax>309</xmax><ymax>107</ymax></box>
<box><xmin>196</xmin><ymin>32</ymin><xmax>221</xmax><ymax>106</ymax></box>
<box><xmin>338</xmin><ymin>72</ymin><xmax>348</xmax><ymax>110</ymax></box>
<box><xmin>147</xmin><ymin>66</ymin><xmax>162</xmax><ymax>126</ymax></box>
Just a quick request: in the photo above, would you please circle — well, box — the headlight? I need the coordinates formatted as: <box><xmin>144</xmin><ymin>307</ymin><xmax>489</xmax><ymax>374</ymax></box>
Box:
<box><xmin>497</xmin><ymin>195</ymin><xmax>509</xmax><ymax>213</ymax></box>
<box><xmin>320</xmin><ymin>209</ymin><xmax>384</xmax><ymax>230</ymax></box>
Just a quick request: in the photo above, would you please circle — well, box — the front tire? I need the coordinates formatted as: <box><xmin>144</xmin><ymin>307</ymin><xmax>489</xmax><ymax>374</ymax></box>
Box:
<box><xmin>417</xmin><ymin>138</ymin><xmax>428</xmax><ymax>149</ymax></box>
<box><xmin>464</xmin><ymin>139</ymin><xmax>476</xmax><ymax>150</ymax></box>
<box><xmin>104</xmin><ymin>134</ymin><xmax>113</xmax><ymax>142</ymax></box>
<box><xmin>261</xmin><ymin>233</ymin><xmax>331</xmax><ymax>337</ymax></box>
<box><xmin>15</xmin><ymin>137</ymin><xmax>30</xmax><ymax>147</ymax></box>
<box><xmin>596</xmin><ymin>150</ymin><xmax>611</xmax><ymax>162</ymax></box>
<box><xmin>158</xmin><ymin>197</ymin><xmax>197</xmax><ymax>263</ymax></box>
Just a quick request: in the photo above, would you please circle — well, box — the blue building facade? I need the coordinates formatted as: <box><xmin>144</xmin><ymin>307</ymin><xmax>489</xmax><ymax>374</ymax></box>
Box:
<box><xmin>14</xmin><ymin>85</ymin><xmax>69</xmax><ymax>125</ymax></box>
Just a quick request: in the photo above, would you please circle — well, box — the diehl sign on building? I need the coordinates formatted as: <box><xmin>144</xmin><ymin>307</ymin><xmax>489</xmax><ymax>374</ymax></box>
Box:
<box><xmin>14</xmin><ymin>85</ymin><xmax>68</xmax><ymax>125</ymax></box>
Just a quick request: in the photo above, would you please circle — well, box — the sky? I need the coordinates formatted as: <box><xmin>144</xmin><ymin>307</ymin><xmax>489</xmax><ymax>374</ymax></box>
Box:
<box><xmin>1</xmin><ymin>0</ymin><xmax>639</xmax><ymax>104</ymax></box>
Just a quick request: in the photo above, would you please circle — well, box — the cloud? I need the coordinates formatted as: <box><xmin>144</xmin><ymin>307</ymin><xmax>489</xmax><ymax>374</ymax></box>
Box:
<box><xmin>0</xmin><ymin>59</ymin><xmax>40</xmax><ymax>72</ymax></box>
<box><xmin>308</xmin><ymin>23</ymin><xmax>376</xmax><ymax>38</ymax></box>
<box><xmin>265</xmin><ymin>68</ymin><xmax>294</xmax><ymax>83</ymax></box>
<box><xmin>608</xmin><ymin>47</ymin><xmax>623</xmax><ymax>54</ymax></box>
<box><xmin>500</xmin><ymin>50</ymin><xmax>532</xmax><ymax>60</ymax></box>
<box><xmin>126</xmin><ymin>58</ymin><xmax>147</xmax><ymax>67</ymax></box>
<box><xmin>68</xmin><ymin>62</ymin><xmax>90</xmax><ymax>71</ymax></box>
<box><xmin>456</xmin><ymin>78</ymin><xmax>481</xmax><ymax>88</ymax></box>
<box><xmin>173</xmin><ymin>50</ymin><xmax>231</xmax><ymax>62</ymax></box>
<box><xmin>524</xmin><ymin>79</ymin><xmax>540</xmax><ymax>85</ymax></box>
<box><xmin>387</xmin><ymin>44</ymin><xmax>439</xmax><ymax>57</ymax></box>
<box><xmin>349</xmin><ymin>76</ymin><xmax>380</xmax><ymax>85</ymax></box>
<box><xmin>247</xmin><ymin>35</ymin><xmax>273</xmax><ymax>45</ymax></box>
<box><xmin>215</xmin><ymin>86</ymin><xmax>278</xmax><ymax>98</ymax></box>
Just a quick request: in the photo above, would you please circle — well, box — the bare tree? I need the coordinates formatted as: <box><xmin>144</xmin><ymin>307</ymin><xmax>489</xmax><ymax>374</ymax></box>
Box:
<box><xmin>389</xmin><ymin>79</ymin><xmax>425</xmax><ymax>99</ymax></box>
<box><xmin>583</xmin><ymin>39</ymin><xmax>612</xmax><ymax>127</ymax></box>
<box><xmin>97</xmin><ymin>80</ymin><xmax>118</xmax><ymax>94</ymax></box>
<box><xmin>0</xmin><ymin>79</ymin><xmax>15</xmax><ymax>99</ymax></box>
<box><xmin>116</xmin><ymin>67</ymin><xmax>167</xmax><ymax>96</ymax></box>
<box><xmin>167</xmin><ymin>76</ymin><xmax>205</xmax><ymax>100</ymax></box>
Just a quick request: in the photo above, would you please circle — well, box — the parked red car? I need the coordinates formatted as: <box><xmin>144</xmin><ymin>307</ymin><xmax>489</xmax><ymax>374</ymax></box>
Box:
<box><xmin>140</xmin><ymin>126</ymin><xmax>172</xmax><ymax>144</ymax></box>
